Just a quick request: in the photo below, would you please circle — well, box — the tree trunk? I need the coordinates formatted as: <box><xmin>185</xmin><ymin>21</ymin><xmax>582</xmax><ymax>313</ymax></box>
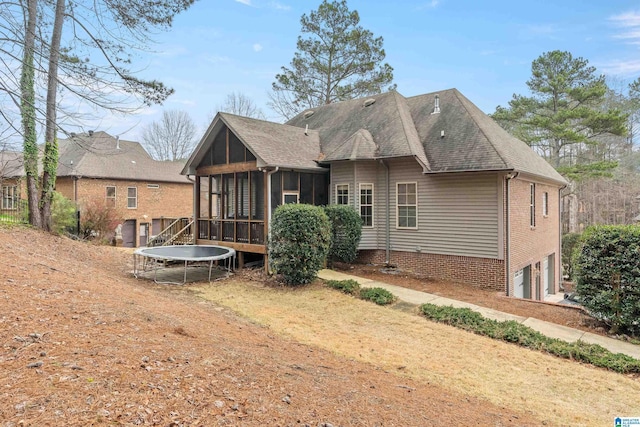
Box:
<box><xmin>40</xmin><ymin>0</ymin><xmax>66</xmax><ymax>231</ymax></box>
<box><xmin>20</xmin><ymin>0</ymin><xmax>41</xmax><ymax>229</ymax></box>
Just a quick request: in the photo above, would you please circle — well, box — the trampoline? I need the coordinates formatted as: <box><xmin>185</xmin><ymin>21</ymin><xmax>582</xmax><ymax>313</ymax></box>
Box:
<box><xmin>133</xmin><ymin>245</ymin><xmax>236</xmax><ymax>285</ymax></box>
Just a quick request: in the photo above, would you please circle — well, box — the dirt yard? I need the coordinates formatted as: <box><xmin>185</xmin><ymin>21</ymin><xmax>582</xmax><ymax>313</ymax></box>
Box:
<box><xmin>1</xmin><ymin>226</ymin><xmax>639</xmax><ymax>426</ymax></box>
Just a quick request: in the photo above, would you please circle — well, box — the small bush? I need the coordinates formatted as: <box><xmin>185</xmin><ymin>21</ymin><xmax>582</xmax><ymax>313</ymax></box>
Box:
<box><xmin>574</xmin><ymin>225</ymin><xmax>640</xmax><ymax>336</ymax></box>
<box><xmin>359</xmin><ymin>287</ymin><xmax>396</xmax><ymax>305</ymax></box>
<box><xmin>325</xmin><ymin>279</ymin><xmax>360</xmax><ymax>295</ymax></box>
<box><xmin>51</xmin><ymin>192</ymin><xmax>76</xmax><ymax>234</ymax></box>
<box><xmin>268</xmin><ymin>204</ymin><xmax>331</xmax><ymax>285</ymax></box>
<box><xmin>80</xmin><ymin>197</ymin><xmax>121</xmax><ymax>241</ymax></box>
<box><xmin>324</xmin><ymin>205</ymin><xmax>363</xmax><ymax>264</ymax></box>
<box><xmin>420</xmin><ymin>303</ymin><xmax>640</xmax><ymax>373</ymax></box>
<box><xmin>561</xmin><ymin>232</ymin><xmax>582</xmax><ymax>279</ymax></box>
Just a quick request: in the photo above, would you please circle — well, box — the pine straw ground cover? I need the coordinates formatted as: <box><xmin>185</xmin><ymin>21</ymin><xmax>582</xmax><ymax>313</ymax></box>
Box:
<box><xmin>1</xmin><ymin>226</ymin><xmax>539</xmax><ymax>426</ymax></box>
<box><xmin>2</xmin><ymin>226</ymin><xmax>640</xmax><ymax>426</ymax></box>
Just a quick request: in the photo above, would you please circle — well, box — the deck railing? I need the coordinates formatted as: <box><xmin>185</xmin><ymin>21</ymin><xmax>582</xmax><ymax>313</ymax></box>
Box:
<box><xmin>197</xmin><ymin>218</ymin><xmax>265</xmax><ymax>245</ymax></box>
<box><xmin>147</xmin><ymin>217</ymin><xmax>194</xmax><ymax>246</ymax></box>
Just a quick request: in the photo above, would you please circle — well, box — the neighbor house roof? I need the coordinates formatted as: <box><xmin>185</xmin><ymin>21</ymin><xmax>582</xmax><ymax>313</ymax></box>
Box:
<box><xmin>57</xmin><ymin>131</ymin><xmax>190</xmax><ymax>184</ymax></box>
<box><xmin>0</xmin><ymin>151</ymin><xmax>24</xmax><ymax>178</ymax></box>
<box><xmin>182</xmin><ymin>113</ymin><xmax>325</xmax><ymax>175</ymax></box>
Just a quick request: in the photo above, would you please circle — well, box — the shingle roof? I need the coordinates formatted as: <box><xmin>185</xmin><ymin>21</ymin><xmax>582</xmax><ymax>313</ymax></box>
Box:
<box><xmin>184</xmin><ymin>89</ymin><xmax>566</xmax><ymax>185</ymax></box>
<box><xmin>0</xmin><ymin>151</ymin><xmax>24</xmax><ymax>178</ymax></box>
<box><xmin>57</xmin><ymin>131</ymin><xmax>190</xmax><ymax>184</ymax></box>
<box><xmin>406</xmin><ymin>89</ymin><xmax>566</xmax><ymax>183</ymax></box>
<box><xmin>286</xmin><ymin>91</ymin><xmax>429</xmax><ymax>170</ymax></box>
<box><xmin>182</xmin><ymin>113</ymin><xmax>325</xmax><ymax>175</ymax></box>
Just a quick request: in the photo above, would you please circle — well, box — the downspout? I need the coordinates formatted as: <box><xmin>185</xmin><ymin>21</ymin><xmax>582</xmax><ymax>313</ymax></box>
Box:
<box><xmin>504</xmin><ymin>171</ymin><xmax>519</xmax><ymax>296</ymax></box>
<box><xmin>380</xmin><ymin>160</ymin><xmax>390</xmax><ymax>265</ymax></box>
<box><xmin>558</xmin><ymin>183</ymin><xmax>567</xmax><ymax>293</ymax></box>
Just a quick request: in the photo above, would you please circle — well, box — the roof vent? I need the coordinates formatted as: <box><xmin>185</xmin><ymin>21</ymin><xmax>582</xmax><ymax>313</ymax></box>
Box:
<box><xmin>431</xmin><ymin>95</ymin><xmax>440</xmax><ymax>114</ymax></box>
<box><xmin>304</xmin><ymin>124</ymin><xmax>309</xmax><ymax>136</ymax></box>
<box><xmin>363</xmin><ymin>98</ymin><xmax>376</xmax><ymax>107</ymax></box>
<box><xmin>88</xmin><ymin>130</ymin><xmax>94</xmax><ymax>136</ymax></box>
<box><xmin>116</xmin><ymin>135</ymin><xmax>120</xmax><ymax>150</ymax></box>
<box><xmin>303</xmin><ymin>110</ymin><xmax>315</xmax><ymax>118</ymax></box>
<box><xmin>70</xmin><ymin>132</ymin><xmax>76</xmax><ymax>138</ymax></box>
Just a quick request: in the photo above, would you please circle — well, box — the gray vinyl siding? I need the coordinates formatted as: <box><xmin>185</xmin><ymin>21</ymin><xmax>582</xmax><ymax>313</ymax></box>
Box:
<box><xmin>386</xmin><ymin>158</ymin><xmax>499</xmax><ymax>258</ymax></box>
<box><xmin>329</xmin><ymin>162</ymin><xmax>355</xmax><ymax>206</ymax></box>
<box><xmin>354</xmin><ymin>161</ymin><xmax>379</xmax><ymax>249</ymax></box>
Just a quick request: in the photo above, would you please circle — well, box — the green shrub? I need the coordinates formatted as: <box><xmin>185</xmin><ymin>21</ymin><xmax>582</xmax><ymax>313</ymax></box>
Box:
<box><xmin>574</xmin><ymin>225</ymin><xmax>640</xmax><ymax>336</ymax></box>
<box><xmin>561</xmin><ymin>232</ymin><xmax>582</xmax><ymax>279</ymax></box>
<box><xmin>51</xmin><ymin>192</ymin><xmax>76</xmax><ymax>234</ymax></box>
<box><xmin>420</xmin><ymin>303</ymin><xmax>640</xmax><ymax>373</ymax></box>
<box><xmin>324</xmin><ymin>204</ymin><xmax>362</xmax><ymax>264</ymax></box>
<box><xmin>325</xmin><ymin>279</ymin><xmax>360</xmax><ymax>295</ymax></box>
<box><xmin>359</xmin><ymin>287</ymin><xmax>396</xmax><ymax>305</ymax></box>
<box><xmin>268</xmin><ymin>204</ymin><xmax>331</xmax><ymax>285</ymax></box>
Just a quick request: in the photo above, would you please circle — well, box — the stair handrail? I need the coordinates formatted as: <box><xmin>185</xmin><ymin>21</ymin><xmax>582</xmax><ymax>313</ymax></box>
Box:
<box><xmin>162</xmin><ymin>220</ymin><xmax>194</xmax><ymax>246</ymax></box>
<box><xmin>146</xmin><ymin>217</ymin><xmax>191</xmax><ymax>247</ymax></box>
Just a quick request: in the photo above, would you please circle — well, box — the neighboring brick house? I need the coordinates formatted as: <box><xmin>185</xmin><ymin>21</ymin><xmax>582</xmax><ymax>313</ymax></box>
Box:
<box><xmin>0</xmin><ymin>151</ymin><xmax>25</xmax><ymax>218</ymax></box>
<box><xmin>55</xmin><ymin>131</ymin><xmax>193</xmax><ymax>247</ymax></box>
<box><xmin>182</xmin><ymin>89</ymin><xmax>566</xmax><ymax>300</ymax></box>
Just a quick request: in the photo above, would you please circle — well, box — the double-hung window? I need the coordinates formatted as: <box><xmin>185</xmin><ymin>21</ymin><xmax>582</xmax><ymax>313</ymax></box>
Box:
<box><xmin>542</xmin><ymin>191</ymin><xmax>549</xmax><ymax>217</ymax></box>
<box><xmin>359</xmin><ymin>183</ymin><xmax>373</xmax><ymax>227</ymax></box>
<box><xmin>397</xmin><ymin>182</ymin><xmax>417</xmax><ymax>228</ymax></box>
<box><xmin>1</xmin><ymin>185</ymin><xmax>17</xmax><ymax>210</ymax></box>
<box><xmin>336</xmin><ymin>184</ymin><xmax>349</xmax><ymax>205</ymax></box>
<box><xmin>530</xmin><ymin>183</ymin><xmax>536</xmax><ymax>227</ymax></box>
<box><xmin>106</xmin><ymin>186</ymin><xmax>116</xmax><ymax>208</ymax></box>
<box><xmin>127</xmin><ymin>187</ymin><xmax>137</xmax><ymax>209</ymax></box>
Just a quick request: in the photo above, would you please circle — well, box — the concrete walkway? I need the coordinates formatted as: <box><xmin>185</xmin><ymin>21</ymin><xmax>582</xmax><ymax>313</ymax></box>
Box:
<box><xmin>318</xmin><ymin>269</ymin><xmax>640</xmax><ymax>360</ymax></box>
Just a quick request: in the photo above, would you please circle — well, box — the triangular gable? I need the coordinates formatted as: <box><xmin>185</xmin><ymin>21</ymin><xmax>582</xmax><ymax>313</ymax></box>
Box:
<box><xmin>182</xmin><ymin>113</ymin><xmax>324</xmax><ymax>175</ymax></box>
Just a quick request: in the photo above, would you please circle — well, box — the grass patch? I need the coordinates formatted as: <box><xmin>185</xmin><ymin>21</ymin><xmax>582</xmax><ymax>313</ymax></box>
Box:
<box><xmin>420</xmin><ymin>303</ymin><xmax>640</xmax><ymax>374</ymax></box>
<box><xmin>359</xmin><ymin>287</ymin><xmax>396</xmax><ymax>305</ymax></box>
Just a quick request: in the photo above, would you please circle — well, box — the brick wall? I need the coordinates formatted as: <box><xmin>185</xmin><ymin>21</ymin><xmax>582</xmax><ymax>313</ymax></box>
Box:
<box><xmin>507</xmin><ymin>176</ymin><xmax>561</xmax><ymax>298</ymax></box>
<box><xmin>56</xmin><ymin>177</ymin><xmax>192</xmax><ymax>246</ymax></box>
<box><xmin>358</xmin><ymin>250</ymin><xmax>505</xmax><ymax>291</ymax></box>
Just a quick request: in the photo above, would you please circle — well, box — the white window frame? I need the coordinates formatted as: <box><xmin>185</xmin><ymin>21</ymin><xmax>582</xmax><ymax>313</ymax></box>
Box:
<box><xmin>2</xmin><ymin>185</ymin><xmax>18</xmax><ymax>210</ymax></box>
<box><xmin>335</xmin><ymin>183</ymin><xmax>349</xmax><ymax>205</ymax></box>
<box><xmin>396</xmin><ymin>182</ymin><xmax>418</xmax><ymax>229</ymax></box>
<box><xmin>542</xmin><ymin>191</ymin><xmax>549</xmax><ymax>217</ymax></box>
<box><xmin>147</xmin><ymin>183</ymin><xmax>160</xmax><ymax>189</ymax></box>
<box><xmin>359</xmin><ymin>183</ymin><xmax>374</xmax><ymax>228</ymax></box>
<box><xmin>127</xmin><ymin>186</ymin><xmax>137</xmax><ymax>209</ymax></box>
<box><xmin>530</xmin><ymin>183</ymin><xmax>536</xmax><ymax>228</ymax></box>
<box><xmin>106</xmin><ymin>186</ymin><xmax>116</xmax><ymax>208</ymax></box>
<box><xmin>282</xmin><ymin>192</ymin><xmax>299</xmax><ymax>204</ymax></box>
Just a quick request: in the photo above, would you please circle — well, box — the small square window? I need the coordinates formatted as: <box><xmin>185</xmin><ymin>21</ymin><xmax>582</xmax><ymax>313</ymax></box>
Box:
<box><xmin>336</xmin><ymin>184</ymin><xmax>349</xmax><ymax>205</ymax></box>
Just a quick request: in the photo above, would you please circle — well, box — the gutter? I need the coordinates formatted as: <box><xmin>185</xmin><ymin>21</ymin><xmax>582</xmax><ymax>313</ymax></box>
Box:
<box><xmin>504</xmin><ymin>171</ymin><xmax>519</xmax><ymax>296</ymax></box>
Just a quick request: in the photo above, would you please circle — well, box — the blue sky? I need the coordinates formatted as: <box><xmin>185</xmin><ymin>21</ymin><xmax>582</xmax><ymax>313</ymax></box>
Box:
<box><xmin>98</xmin><ymin>0</ymin><xmax>640</xmax><ymax>142</ymax></box>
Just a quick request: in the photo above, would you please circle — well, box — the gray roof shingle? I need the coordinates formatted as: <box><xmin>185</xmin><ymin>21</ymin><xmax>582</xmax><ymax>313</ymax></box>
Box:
<box><xmin>0</xmin><ymin>151</ymin><xmax>24</xmax><ymax>178</ymax></box>
<box><xmin>57</xmin><ymin>131</ymin><xmax>190</xmax><ymax>183</ymax></box>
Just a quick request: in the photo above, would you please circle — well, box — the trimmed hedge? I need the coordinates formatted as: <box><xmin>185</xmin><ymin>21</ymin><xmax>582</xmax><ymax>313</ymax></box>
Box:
<box><xmin>420</xmin><ymin>303</ymin><xmax>640</xmax><ymax>373</ymax></box>
<box><xmin>359</xmin><ymin>287</ymin><xmax>396</xmax><ymax>305</ymax></box>
<box><xmin>324</xmin><ymin>280</ymin><xmax>396</xmax><ymax>305</ymax></box>
<box><xmin>574</xmin><ymin>225</ymin><xmax>640</xmax><ymax>336</ymax></box>
<box><xmin>324</xmin><ymin>205</ymin><xmax>362</xmax><ymax>264</ymax></box>
<box><xmin>268</xmin><ymin>204</ymin><xmax>331</xmax><ymax>285</ymax></box>
<box><xmin>326</xmin><ymin>279</ymin><xmax>360</xmax><ymax>295</ymax></box>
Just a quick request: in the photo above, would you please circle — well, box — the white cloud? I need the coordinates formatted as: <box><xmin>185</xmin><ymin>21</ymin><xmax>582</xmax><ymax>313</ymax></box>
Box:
<box><xmin>269</xmin><ymin>1</ymin><xmax>290</xmax><ymax>10</ymax></box>
<box><xmin>416</xmin><ymin>0</ymin><xmax>439</xmax><ymax>10</ymax></box>
<box><xmin>200</xmin><ymin>54</ymin><xmax>231</xmax><ymax>64</ymax></box>
<box><xmin>598</xmin><ymin>59</ymin><xmax>640</xmax><ymax>76</ymax></box>
<box><xmin>234</xmin><ymin>0</ymin><xmax>253</xmax><ymax>5</ymax></box>
<box><xmin>609</xmin><ymin>10</ymin><xmax>640</xmax><ymax>44</ymax></box>
<box><xmin>253</xmin><ymin>43</ymin><xmax>263</xmax><ymax>52</ymax></box>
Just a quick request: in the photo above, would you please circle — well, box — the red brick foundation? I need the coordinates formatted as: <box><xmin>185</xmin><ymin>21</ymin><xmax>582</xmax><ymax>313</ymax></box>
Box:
<box><xmin>357</xmin><ymin>250</ymin><xmax>506</xmax><ymax>291</ymax></box>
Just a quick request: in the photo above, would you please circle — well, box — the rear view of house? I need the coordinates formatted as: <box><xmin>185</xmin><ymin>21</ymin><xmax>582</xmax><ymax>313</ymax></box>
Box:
<box><xmin>183</xmin><ymin>88</ymin><xmax>566</xmax><ymax>300</ymax></box>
